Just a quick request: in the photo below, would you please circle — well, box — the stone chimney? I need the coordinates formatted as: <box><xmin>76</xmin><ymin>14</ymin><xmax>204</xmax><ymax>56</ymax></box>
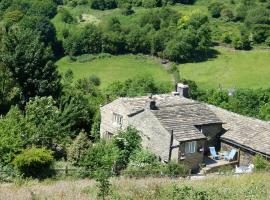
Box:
<box><xmin>176</xmin><ymin>83</ymin><xmax>189</xmax><ymax>98</ymax></box>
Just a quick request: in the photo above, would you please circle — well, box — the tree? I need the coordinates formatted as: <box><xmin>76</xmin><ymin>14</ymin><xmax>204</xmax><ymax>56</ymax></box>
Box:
<box><xmin>64</xmin><ymin>24</ymin><xmax>103</xmax><ymax>56</ymax></box>
<box><xmin>25</xmin><ymin>96</ymin><xmax>67</xmax><ymax>149</ymax></box>
<box><xmin>0</xmin><ymin>107</ymin><xmax>26</xmax><ymax>165</ymax></box>
<box><xmin>67</xmin><ymin>130</ymin><xmax>92</xmax><ymax>166</ymax></box>
<box><xmin>0</xmin><ymin>64</ymin><xmax>20</xmax><ymax>114</ymax></box>
<box><xmin>1</xmin><ymin>28</ymin><xmax>62</xmax><ymax>103</ymax></box>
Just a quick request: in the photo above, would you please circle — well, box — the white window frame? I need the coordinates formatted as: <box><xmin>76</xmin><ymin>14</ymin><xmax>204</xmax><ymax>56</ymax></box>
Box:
<box><xmin>185</xmin><ymin>141</ymin><xmax>197</xmax><ymax>154</ymax></box>
<box><xmin>112</xmin><ymin>113</ymin><xmax>123</xmax><ymax>127</ymax></box>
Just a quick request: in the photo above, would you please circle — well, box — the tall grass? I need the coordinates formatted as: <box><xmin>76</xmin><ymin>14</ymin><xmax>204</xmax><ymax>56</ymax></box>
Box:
<box><xmin>1</xmin><ymin>173</ymin><xmax>269</xmax><ymax>200</ymax></box>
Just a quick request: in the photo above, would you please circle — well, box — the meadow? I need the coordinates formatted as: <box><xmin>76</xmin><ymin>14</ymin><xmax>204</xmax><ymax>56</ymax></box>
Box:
<box><xmin>1</xmin><ymin>173</ymin><xmax>269</xmax><ymax>200</ymax></box>
<box><xmin>180</xmin><ymin>47</ymin><xmax>270</xmax><ymax>89</ymax></box>
<box><xmin>57</xmin><ymin>54</ymin><xmax>172</xmax><ymax>88</ymax></box>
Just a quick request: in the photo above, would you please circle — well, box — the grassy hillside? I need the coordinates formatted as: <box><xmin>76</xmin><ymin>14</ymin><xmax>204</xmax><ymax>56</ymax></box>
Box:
<box><xmin>180</xmin><ymin>47</ymin><xmax>270</xmax><ymax>89</ymax></box>
<box><xmin>57</xmin><ymin>55</ymin><xmax>172</xmax><ymax>88</ymax></box>
<box><xmin>1</xmin><ymin>173</ymin><xmax>269</xmax><ymax>199</ymax></box>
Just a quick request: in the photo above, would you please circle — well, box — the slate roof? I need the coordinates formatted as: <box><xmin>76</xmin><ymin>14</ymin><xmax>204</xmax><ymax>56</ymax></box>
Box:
<box><xmin>110</xmin><ymin>95</ymin><xmax>270</xmax><ymax>156</ymax></box>
<box><xmin>207</xmin><ymin>105</ymin><xmax>270</xmax><ymax>156</ymax></box>
<box><xmin>118</xmin><ymin>95</ymin><xmax>222</xmax><ymax>141</ymax></box>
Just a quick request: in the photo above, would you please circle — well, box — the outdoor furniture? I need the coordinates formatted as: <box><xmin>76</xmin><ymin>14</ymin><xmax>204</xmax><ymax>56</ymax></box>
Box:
<box><xmin>224</xmin><ymin>149</ymin><xmax>237</xmax><ymax>161</ymax></box>
<box><xmin>209</xmin><ymin>147</ymin><xmax>220</xmax><ymax>160</ymax></box>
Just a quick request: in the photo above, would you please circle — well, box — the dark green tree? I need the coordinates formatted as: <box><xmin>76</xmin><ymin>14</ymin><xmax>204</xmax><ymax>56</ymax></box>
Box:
<box><xmin>1</xmin><ymin>28</ymin><xmax>62</xmax><ymax>103</ymax></box>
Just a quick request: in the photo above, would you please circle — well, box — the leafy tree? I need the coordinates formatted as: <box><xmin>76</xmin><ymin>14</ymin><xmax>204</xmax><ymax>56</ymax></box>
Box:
<box><xmin>0</xmin><ymin>65</ymin><xmax>20</xmax><ymax>114</ymax></box>
<box><xmin>25</xmin><ymin>96</ymin><xmax>67</xmax><ymax>149</ymax></box>
<box><xmin>64</xmin><ymin>25</ymin><xmax>103</xmax><ymax>56</ymax></box>
<box><xmin>18</xmin><ymin>16</ymin><xmax>58</xmax><ymax>47</ymax></box>
<box><xmin>91</xmin><ymin>0</ymin><xmax>117</xmax><ymax>10</ymax></box>
<box><xmin>67</xmin><ymin>130</ymin><xmax>92</xmax><ymax>166</ymax></box>
<box><xmin>1</xmin><ymin>28</ymin><xmax>62</xmax><ymax>103</ymax></box>
<box><xmin>0</xmin><ymin>107</ymin><xmax>26</xmax><ymax>165</ymax></box>
<box><xmin>259</xmin><ymin>102</ymin><xmax>270</xmax><ymax>120</ymax></box>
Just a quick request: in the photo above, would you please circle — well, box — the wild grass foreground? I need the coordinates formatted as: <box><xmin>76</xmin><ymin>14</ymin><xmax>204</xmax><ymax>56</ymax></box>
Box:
<box><xmin>1</xmin><ymin>173</ymin><xmax>270</xmax><ymax>200</ymax></box>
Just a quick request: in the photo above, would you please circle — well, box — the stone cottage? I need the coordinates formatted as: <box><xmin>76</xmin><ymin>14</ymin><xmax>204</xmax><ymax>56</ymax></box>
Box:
<box><xmin>100</xmin><ymin>84</ymin><xmax>270</xmax><ymax>171</ymax></box>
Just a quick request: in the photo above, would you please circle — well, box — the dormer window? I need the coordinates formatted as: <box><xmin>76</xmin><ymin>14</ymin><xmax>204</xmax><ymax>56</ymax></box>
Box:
<box><xmin>113</xmin><ymin>113</ymin><xmax>123</xmax><ymax>127</ymax></box>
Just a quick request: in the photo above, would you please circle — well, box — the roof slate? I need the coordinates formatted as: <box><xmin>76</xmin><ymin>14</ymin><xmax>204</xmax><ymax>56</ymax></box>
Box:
<box><xmin>108</xmin><ymin>94</ymin><xmax>270</xmax><ymax>156</ymax></box>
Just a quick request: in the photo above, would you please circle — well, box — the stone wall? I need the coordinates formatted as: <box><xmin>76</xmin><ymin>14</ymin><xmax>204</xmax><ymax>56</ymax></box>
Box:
<box><xmin>221</xmin><ymin>141</ymin><xmax>253</xmax><ymax>165</ymax></box>
<box><xmin>179</xmin><ymin>139</ymin><xmax>205</xmax><ymax>172</ymax></box>
<box><xmin>129</xmin><ymin>110</ymin><xmax>179</xmax><ymax>162</ymax></box>
<box><xmin>200</xmin><ymin>124</ymin><xmax>223</xmax><ymax>150</ymax></box>
<box><xmin>100</xmin><ymin>101</ymin><xmax>129</xmax><ymax>139</ymax></box>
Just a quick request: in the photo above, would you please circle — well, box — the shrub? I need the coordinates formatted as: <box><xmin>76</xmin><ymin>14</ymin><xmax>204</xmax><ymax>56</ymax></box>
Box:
<box><xmin>253</xmin><ymin>155</ymin><xmax>270</xmax><ymax>171</ymax></box>
<box><xmin>121</xmin><ymin>3</ymin><xmax>134</xmax><ymax>16</ymax></box>
<box><xmin>221</xmin><ymin>32</ymin><xmax>233</xmax><ymax>44</ymax></box>
<box><xmin>163</xmin><ymin>161</ymin><xmax>188</xmax><ymax>177</ymax></box>
<box><xmin>232</xmin><ymin>34</ymin><xmax>252</xmax><ymax>50</ymax></box>
<box><xmin>208</xmin><ymin>2</ymin><xmax>224</xmax><ymax>18</ymax></box>
<box><xmin>80</xmin><ymin>140</ymin><xmax>119</xmax><ymax>177</ymax></box>
<box><xmin>59</xmin><ymin>8</ymin><xmax>75</xmax><ymax>24</ymax></box>
<box><xmin>13</xmin><ymin>147</ymin><xmax>54</xmax><ymax>178</ymax></box>
<box><xmin>67</xmin><ymin>130</ymin><xmax>92</xmax><ymax>166</ymax></box>
<box><xmin>266</xmin><ymin>36</ymin><xmax>270</xmax><ymax>46</ymax></box>
<box><xmin>221</xmin><ymin>8</ymin><xmax>234</xmax><ymax>22</ymax></box>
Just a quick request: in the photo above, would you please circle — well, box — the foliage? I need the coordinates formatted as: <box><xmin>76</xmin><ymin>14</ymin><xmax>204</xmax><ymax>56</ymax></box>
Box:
<box><xmin>104</xmin><ymin>75</ymin><xmax>171</xmax><ymax>99</ymax></box>
<box><xmin>64</xmin><ymin>24</ymin><xmax>103</xmax><ymax>56</ymax></box>
<box><xmin>95</xmin><ymin>170</ymin><xmax>111</xmax><ymax>200</ymax></box>
<box><xmin>91</xmin><ymin>0</ymin><xmax>117</xmax><ymax>10</ymax></box>
<box><xmin>80</xmin><ymin>140</ymin><xmax>119</xmax><ymax>177</ymax></box>
<box><xmin>25</xmin><ymin>96</ymin><xmax>67</xmax><ymax>149</ymax></box>
<box><xmin>208</xmin><ymin>2</ymin><xmax>224</xmax><ymax>18</ymax></box>
<box><xmin>164</xmin><ymin>161</ymin><xmax>188</xmax><ymax>177</ymax></box>
<box><xmin>253</xmin><ymin>155</ymin><xmax>270</xmax><ymax>171</ymax></box>
<box><xmin>1</xmin><ymin>27</ymin><xmax>62</xmax><ymax>103</ymax></box>
<box><xmin>0</xmin><ymin>107</ymin><xmax>26</xmax><ymax>165</ymax></box>
<box><xmin>12</xmin><ymin>147</ymin><xmax>54</xmax><ymax>178</ymax></box>
<box><xmin>113</xmin><ymin>126</ymin><xmax>142</xmax><ymax>172</ymax></box>
<box><xmin>67</xmin><ymin>130</ymin><xmax>92</xmax><ymax>166</ymax></box>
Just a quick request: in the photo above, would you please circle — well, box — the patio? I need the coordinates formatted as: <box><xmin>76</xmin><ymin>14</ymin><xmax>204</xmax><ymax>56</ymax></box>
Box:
<box><xmin>200</xmin><ymin>149</ymin><xmax>240</xmax><ymax>174</ymax></box>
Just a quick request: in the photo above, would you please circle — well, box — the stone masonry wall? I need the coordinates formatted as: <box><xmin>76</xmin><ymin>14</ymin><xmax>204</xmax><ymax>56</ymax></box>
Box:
<box><xmin>179</xmin><ymin>139</ymin><xmax>205</xmax><ymax>172</ymax></box>
<box><xmin>221</xmin><ymin>142</ymin><xmax>253</xmax><ymax>165</ymax></box>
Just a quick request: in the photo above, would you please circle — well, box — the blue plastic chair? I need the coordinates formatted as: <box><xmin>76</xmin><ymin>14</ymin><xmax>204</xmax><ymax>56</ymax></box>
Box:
<box><xmin>209</xmin><ymin>147</ymin><xmax>220</xmax><ymax>160</ymax></box>
<box><xmin>224</xmin><ymin>149</ymin><xmax>237</xmax><ymax>161</ymax></box>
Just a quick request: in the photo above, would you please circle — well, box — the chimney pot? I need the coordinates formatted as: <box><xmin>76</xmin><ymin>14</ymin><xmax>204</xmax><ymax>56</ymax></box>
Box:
<box><xmin>176</xmin><ymin>83</ymin><xmax>189</xmax><ymax>98</ymax></box>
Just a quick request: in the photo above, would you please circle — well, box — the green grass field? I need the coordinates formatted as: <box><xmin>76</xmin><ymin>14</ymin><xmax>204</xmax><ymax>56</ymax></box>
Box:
<box><xmin>180</xmin><ymin>47</ymin><xmax>270</xmax><ymax>89</ymax></box>
<box><xmin>57</xmin><ymin>55</ymin><xmax>172</xmax><ymax>88</ymax></box>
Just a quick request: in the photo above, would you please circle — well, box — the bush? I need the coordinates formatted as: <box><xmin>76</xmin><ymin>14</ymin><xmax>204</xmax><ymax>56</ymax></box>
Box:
<box><xmin>121</xmin><ymin>3</ymin><xmax>134</xmax><ymax>16</ymax></box>
<box><xmin>266</xmin><ymin>36</ymin><xmax>270</xmax><ymax>46</ymax></box>
<box><xmin>13</xmin><ymin>147</ymin><xmax>54</xmax><ymax>178</ymax></box>
<box><xmin>253</xmin><ymin>155</ymin><xmax>270</xmax><ymax>171</ymax></box>
<box><xmin>163</xmin><ymin>161</ymin><xmax>188</xmax><ymax>177</ymax></box>
<box><xmin>80</xmin><ymin>140</ymin><xmax>119</xmax><ymax>177</ymax></box>
<box><xmin>208</xmin><ymin>2</ymin><xmax>224</xmax><ymax>18</ymax></box>
<box><xmin>221</xmin><ymin>8</ymin><xmax>234</xmax><ymax>22</ymax></box>
<box><xmin>232</xmin><ymin>34</ymin><xmax>252</xmax><ymax>50</ymax></box>
<box><xmin>221</xmin><ymin>32</ymin><xmax>233</xmax><ymax>44</ymax></box>
<box><xmin>67</xmin><ymin>130</ymin><xmax>92</xmax><ymax>166</ymax></box>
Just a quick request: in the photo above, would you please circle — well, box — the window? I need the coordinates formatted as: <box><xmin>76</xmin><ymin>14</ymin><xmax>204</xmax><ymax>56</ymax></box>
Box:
<box><xmin>185</xmin><ymin>141</ymin><xmax>197</xmax><ymax>154</ymax></box>
<box><xmin>105</xmin><ymin>131</ymin><xmax>113</xmax><ymax>139</ymax></box>
<box><xmin>113</xmin><ymin>113</ymin><xmax>123</xmax><ymax>127</ymax></box>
